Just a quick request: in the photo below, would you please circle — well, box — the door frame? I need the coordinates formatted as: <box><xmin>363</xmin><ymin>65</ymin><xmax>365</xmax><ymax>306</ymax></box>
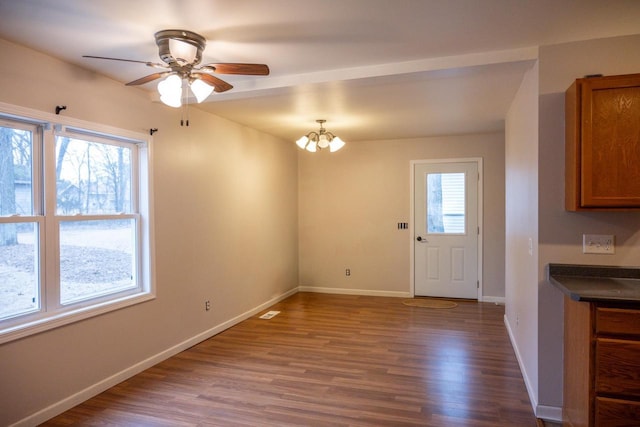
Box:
<box><xmin>409</xmin><ymin>158</ymin><xmax>483</xmax><ymax>299</ymax></box>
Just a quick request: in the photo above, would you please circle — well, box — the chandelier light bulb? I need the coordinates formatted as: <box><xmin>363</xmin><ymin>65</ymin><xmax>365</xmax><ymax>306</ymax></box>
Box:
<box><xmin>296</xmin><ymin>136</ymin><xmax>310</xmax><ymax>149</ymax></box>
<box><xmin>329</xmin><ymin>136</ymin><xmax>345</xmax><ymax>152</ymax></box>
<box><xmin>306</xmin><ymin>140</ymin><xmax>318</xmax><ymax>152</ymax></box>
<box><xmin>318</xmin><ymin>134</ymin><xmax>330</xmax><ymax>149</ymax></box>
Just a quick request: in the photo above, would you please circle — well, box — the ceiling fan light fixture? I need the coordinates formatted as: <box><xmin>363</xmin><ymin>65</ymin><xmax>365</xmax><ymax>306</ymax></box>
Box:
<box><xmin>160</xmin><ymin>92</ymin><xmax>182</xmax><ymax>108</ymax></box>
<box><xmin>190</xmin><ymin>78</ymin><xmax>214</xmax><ymax>103</ymax></box>
<box><xmin>169</xmin><ymin>38</ymin><xmax>198</xmax><ymax>65</ymax></box>
<box><xmin>158</xmin><ymin>74</ymin><xmax>183</xmax><ymax>108</ymax></box>
<box><xmin>155</xmin><ymin>29</ymin><xmax>206</xmax><ymax>66</ymax></box>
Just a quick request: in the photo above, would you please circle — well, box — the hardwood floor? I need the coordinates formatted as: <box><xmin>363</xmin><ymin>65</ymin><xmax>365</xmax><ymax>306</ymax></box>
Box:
<box><xmin>43</xmin><ymin>293</ymin><xmax>537</xmax><ymax>426</ymax></box>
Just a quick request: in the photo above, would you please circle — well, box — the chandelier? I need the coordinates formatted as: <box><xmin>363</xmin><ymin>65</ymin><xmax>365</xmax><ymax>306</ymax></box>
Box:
<box><xmin>295</xmin><ymin>120</ymin><xmax>346</xmax><ymax>152</ymax></box>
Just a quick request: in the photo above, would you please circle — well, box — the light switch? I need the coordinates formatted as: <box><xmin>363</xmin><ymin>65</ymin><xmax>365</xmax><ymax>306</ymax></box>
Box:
<box><xmin>582</xmin><ymin>234</ymin><xmax>615</xmax><ymax>254</ymax></box>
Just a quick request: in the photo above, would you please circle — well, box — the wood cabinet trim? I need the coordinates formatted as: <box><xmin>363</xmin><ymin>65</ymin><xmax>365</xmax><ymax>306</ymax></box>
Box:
<box><xmin>565</xmin><ymin>73</ymin><xmax>640</xmax><ymax>211</ymax></box>
<box><xmin>564</xmin><ymin>299</ymin><xmax>640</xmax><ymax>426</ymax></box>
<box><xmin>563</xmin><ymin>297</ymin><xmax>594</xmax><ymax>426</ymax></box>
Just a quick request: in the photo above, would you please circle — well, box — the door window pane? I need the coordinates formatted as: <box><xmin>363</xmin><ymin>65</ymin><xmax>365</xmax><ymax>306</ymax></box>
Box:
<box><xmin>59</xmin><ymin>219</ymin><xmax>137</xmax><ymax>304</ymax></box>
<box><xmin>0</xmin><ymin>222</ymin><xmax>39</xmax><ymax>320</ymax></box>
<box><xmin>56</xmin><ymin>137</ymin><xmax>132</xmax><ymax>215</ymax></box>
<box><xmin>427</xmin><ymin>173</ymin><xmax>465</xmax><ymax>234</ymax></box>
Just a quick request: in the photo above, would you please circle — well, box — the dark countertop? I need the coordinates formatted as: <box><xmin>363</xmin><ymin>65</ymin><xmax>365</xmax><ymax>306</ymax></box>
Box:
<box><xmin>548</xmin><ymin>264</ymin><xmax>640</xmax><ymax>302</ymax></box>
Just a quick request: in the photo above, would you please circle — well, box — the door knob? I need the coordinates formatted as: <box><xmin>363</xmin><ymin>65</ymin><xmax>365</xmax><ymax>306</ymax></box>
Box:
<box><xmin>416</xmin><ymin>236</ymin><xmax>427</xmax><ymax>242</ymax></box>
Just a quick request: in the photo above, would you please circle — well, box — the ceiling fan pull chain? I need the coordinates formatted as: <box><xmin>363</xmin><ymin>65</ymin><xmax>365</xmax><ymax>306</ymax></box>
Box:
<box><xmin>184</xmin><ymin>89</ymin><xmax>190</xmax><ymax>126</ymax></box>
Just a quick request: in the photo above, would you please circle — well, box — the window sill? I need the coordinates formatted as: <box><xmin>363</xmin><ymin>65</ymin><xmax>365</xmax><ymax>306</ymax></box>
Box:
<box><xmin>0</xmin><ymin>292</ymin><xmax>155</xmax><ymax>345</ymax></box>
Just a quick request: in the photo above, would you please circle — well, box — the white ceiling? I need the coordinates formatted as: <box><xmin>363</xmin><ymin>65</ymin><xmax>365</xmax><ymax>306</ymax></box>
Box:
<box><xmin>1</xmin><ymin>0</ymin><xmax>639</xmax><ymax>142</ymax></box>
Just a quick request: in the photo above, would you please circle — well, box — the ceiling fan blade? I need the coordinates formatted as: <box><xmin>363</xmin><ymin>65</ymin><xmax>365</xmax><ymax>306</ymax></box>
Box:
<box><xmin>125</xmin><ymin>72</ymin><xmax>171</xmax><ymax>86</ymax></box>
<box><xmin>201</xmin><ymin>63</ymin><xmax>270</xmax><ymax>75</ymax></box>
<box><xmin>83</xmin><ymin>55</ymin><xmax>166</xmax><ymax>69</ymax></box>
<box><xmin>194</xmin><ymin>73</ymin><xmax>234</xmax><ymax>92</ymax></box>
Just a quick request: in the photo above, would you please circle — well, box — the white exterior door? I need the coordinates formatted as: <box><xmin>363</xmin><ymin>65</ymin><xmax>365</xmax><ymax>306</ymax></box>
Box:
<box><xmin>413</xmin><ymin>160</ymin><xmax>479</xmax><ymax>299</ymax></box>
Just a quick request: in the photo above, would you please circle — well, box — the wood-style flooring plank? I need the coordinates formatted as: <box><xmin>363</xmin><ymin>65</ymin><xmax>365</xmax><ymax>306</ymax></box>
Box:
<box><xmin>42</xmin><ymin>293</ymin><xmax>538</xmax><ymax>426</ymax></box>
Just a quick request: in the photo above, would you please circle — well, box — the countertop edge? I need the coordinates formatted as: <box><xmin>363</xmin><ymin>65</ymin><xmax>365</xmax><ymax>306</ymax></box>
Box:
<box><xmin>547</xmin><ymin>263</ymin><xmax>640</xmax><ymax>303</ymax></box>
<box><xmin>547</xmin><ymin>274</ymin><xmax>584</xmax><ymax>301</ymax></box>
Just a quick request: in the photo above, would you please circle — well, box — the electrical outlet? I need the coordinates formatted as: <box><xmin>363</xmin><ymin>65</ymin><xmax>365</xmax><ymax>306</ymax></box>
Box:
<box><xmin>345</xmin><ymin>268</ymin><xmax>351</xmax><ymax>276</ymax></box>
<box><xmin>583</xmin><ymin>234</ymin><xmax>615</xmax><ymax>254</ymax></box>
<box><xmin>205</xmin><ymin>300</ymin><xmax>211</xmax><ymax>311</ymax></box>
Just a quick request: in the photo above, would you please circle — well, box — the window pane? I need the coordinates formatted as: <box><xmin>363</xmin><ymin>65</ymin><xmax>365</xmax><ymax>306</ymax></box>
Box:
<box><xmin>427</xmin><ymin>173</ymin><xmax>465</xmax><ymax>234</ymax></box>
<box><xmin>0</xmin><ymin>222</ymin><xmax>39</xmax><ymax>320</ymax></box>
<box><xmin>59</xmin><ymin>219</ymin><xmax>137</xmax><ymax>305</ymax></box>
<box><xmin>56</xmin><ymin>137</ymin><xmax>132</xmax><ymax>215</ymax></box>
<box><xmin>0</xmin><ymin>125</ymin><xmax>33</xmax><ymax>216</ymax></box>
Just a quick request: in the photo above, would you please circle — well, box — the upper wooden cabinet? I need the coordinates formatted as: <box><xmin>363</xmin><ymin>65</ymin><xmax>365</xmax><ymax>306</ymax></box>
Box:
<box><xmin>565</xmin><ymin>73</ymin><xmax>640</xmax><ymax>211</ymax></box>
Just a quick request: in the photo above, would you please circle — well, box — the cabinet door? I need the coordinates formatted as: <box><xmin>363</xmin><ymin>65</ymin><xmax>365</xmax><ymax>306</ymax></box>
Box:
<box><xmin>581</xmin><ymin>75</ymin><xmax>640</xmax><ymax>208</ymax></box>
<box><xmin>595</xmin><ymin>397</ymin><xmax>640</xmax><ymax>427</ymax></box>
<box><xmin>596</xmin><ymin>307</ymin><xmax>640</xmax><ymax>336</ymax></box>
<box><xmin>596</xmin><ymin>338</ymin><xmax>640</xmax><ymax>398</ymax></box>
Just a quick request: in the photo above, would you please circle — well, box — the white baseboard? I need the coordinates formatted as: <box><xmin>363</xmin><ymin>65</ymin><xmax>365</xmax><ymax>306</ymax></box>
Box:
<box><xmin>503</xmin><ymin>314</ymin><xmax>538</xmax><ymax>415</ymax></box>
<box><xmin>536</xmin><ymin>405</ymin><xmax>562</xmax><ymax>423</ymax></box>
<box><xmin>480</xmin><ymin>295</ymin><xmax>505</xmax><ymax>304</ymax></box>
<box><xmin>298</xmin><ymin>286</ymin><xmax>411</xmax><ymax>298</ymax></box>
<box><xmin>12</xmin><ymin>287</ymin><xmax>299</xmax><ymax>427</ymax></box>
<box><xmin>503</xmin><ymin>314</ymin><xmax>562</xmax><ymax>423</ymax></box>
<box><xmin>301</xmin><ymin>286</ymin><xmax>502</xmax><ymax>303</ymax></box>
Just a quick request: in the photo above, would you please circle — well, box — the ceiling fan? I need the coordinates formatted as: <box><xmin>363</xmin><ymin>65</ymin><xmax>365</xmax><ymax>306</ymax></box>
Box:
<box><xmin>83</xmin><ymin>29</ymin><xmax>269</xmax><ymax>107</ymax></box>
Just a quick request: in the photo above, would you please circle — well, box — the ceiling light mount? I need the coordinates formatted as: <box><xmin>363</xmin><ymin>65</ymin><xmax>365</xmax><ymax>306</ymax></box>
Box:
<box><xmin>155</xmin><ymin>29</ymin><xmax>206</xmax><ymax>67</ymax></box>
<box><xmin>296</xmin><ymin>119</ymin><xmax>346</xmax><ymax>153</ymax></box>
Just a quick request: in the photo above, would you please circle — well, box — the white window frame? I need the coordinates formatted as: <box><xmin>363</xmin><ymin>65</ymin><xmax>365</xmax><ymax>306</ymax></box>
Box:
<box><xmin>0</xmin><ymin>102</ymin><xmax>155</xmax><ymax>344</ymax></box>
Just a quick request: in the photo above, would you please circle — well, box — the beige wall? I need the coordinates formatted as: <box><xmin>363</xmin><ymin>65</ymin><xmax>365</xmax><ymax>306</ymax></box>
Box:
<box><xmin>505</xmin><ymin>61</ymin><xmax>540</xmax><ymax>408</ymax></box>
<box><xmin>535</xmin><ymin>34</ymin><xmax>640</xmax><ymax>412</ymax></box>
<box><xmin>298</xmin><ymin>133</ymin><xmax>506</xmax><ymax>299</ymax></box>
<box><xmin>0</xmin><ymin>39</ymin><xmax>299</xmax><ymax>425</ymax></box>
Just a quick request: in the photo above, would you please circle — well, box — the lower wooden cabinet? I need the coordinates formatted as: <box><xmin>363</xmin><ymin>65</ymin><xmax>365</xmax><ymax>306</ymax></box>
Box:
<box><xmin>563</xmin><ymin>299</ymin><xmax>640</xmax><ymax>426</ymax></box>
<box><xmin>595</xmin><ymin>396</ymin><xmax>640</xmax><ymax>427</ymax></box>
<box><xmin>596</xmin><ymin>338</ymin><xmax>640</xmax><ymax>398</ymax></box>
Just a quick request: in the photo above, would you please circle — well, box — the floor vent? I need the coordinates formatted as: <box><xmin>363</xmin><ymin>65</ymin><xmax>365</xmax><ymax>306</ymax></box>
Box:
<box><xmin>259</xmin><ymin>310</ymin><xmax>280</xmax><ymax>319</ymax></box>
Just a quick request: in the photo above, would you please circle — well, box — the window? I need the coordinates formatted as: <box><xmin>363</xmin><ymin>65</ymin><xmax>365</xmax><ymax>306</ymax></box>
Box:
<box><xmin>0</xmin><ymin>105</ymin><xmax>154</xmax><ymax>342</ymax></box>
<box><xmin>0</xmin><ymin>120</ymin><xmax>39</xmax><ymax>320</ymax></box>
<box><xmin>427</xmin><ymin>172</ymin><xmax>466</xmax><ymax>234</ymax></box>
